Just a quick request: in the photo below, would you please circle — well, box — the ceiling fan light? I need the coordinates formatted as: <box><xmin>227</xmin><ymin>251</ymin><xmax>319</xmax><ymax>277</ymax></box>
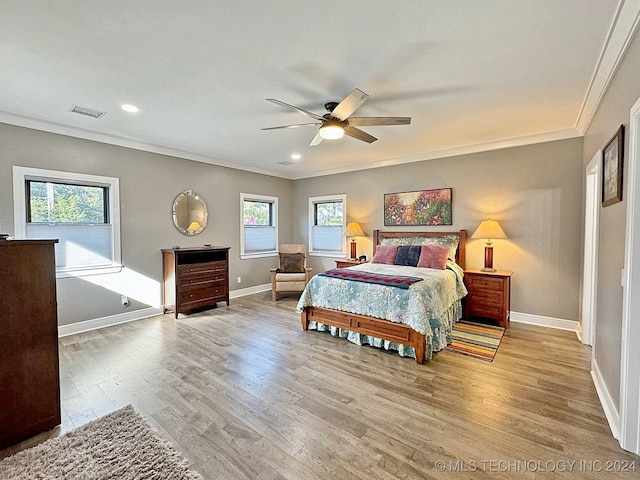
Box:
<box><xmin>319</xmin><ymin>124</ymin><xmax>344</xmax><ymax>140</ymax></box>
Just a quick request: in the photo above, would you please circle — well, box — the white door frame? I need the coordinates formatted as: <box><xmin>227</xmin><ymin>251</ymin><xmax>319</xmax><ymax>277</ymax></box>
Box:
<box><xmin>620</xmin><ymin>95</ymin><xmax>640</xmax><ymax>455</ymax></box>
<box><xmin>581</xmin><ymin>150</ymin><xmax>601</xmax><ymax>347</ymax></box>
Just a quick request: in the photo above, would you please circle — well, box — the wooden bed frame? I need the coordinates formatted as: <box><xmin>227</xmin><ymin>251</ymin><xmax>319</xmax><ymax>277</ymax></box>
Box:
<box><xmin>300</xmin><ymin>229</ymin><xmax>467</xmax><ymax>364</ymax></box>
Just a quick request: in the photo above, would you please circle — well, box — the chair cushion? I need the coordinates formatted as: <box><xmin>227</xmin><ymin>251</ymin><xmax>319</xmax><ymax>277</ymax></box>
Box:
<box><xmin>275</xmin><ymin>272</ymin><xmax>307</xmax><ymax>282</ymax></box>
<box><xmin>278</xmin><ymin>253</ymin><xmax>305</xmax><ymax>273</ymax></box>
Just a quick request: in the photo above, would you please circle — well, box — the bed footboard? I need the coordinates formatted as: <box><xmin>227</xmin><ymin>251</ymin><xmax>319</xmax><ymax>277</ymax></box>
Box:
<box><xmin>301</xmin><ymin>306</ymin><xmax>426</xmax><ymax>364</ymax></box>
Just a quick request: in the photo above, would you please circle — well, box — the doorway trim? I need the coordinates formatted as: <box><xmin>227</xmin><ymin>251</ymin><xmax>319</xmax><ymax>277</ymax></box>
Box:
<box><xmin>581</xmin><ymin>150</ymin><xmax>601</xmax><ymax>347</ymax></box>
<box><xmin>620</xmin><ymin>95</ymin><xmax>640</xmax><ymax>454</ymax></box>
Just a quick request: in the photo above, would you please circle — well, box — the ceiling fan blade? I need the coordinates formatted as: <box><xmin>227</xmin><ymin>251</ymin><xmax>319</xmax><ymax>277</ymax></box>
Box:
<box><xmin>347</xmin><ymin>116</ymin><xmax>411</xmax><ymax>126</ymax></box>
<box><xmin>309</xmin><ymin>131</ymin><xmax>324</xmax><ymax>146</ymax></box>
<box><xmin>344</xmin><ymin>126</ymin><xmax>377</xmax><ymax>143</ymax></box>
<box><xmin>261</xmin><ymin>122</ymin><xmax>320</xmax><ymax>131</ymax></box>
<box><xmin>330</xmin><ymin>88</ymin><xmax>369</xmax><ymax>121</ymax></box>
<box><xmin>266</xmin><ymin>98</ymin><xmax>324</xmax><ymax>121</ymax></box>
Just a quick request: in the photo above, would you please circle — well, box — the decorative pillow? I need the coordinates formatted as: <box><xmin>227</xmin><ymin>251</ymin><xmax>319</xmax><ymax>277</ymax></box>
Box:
<box><xmin>371</xmin><ymin>245</ymin><xmax>398</xmax><ymax>264</ymax></box>
<box><xmin>394</xmin><ymin>245</ymin><xmax>421</xmax><ymax>267</ymax></box>
<box><xmin>417</xmin><ymin>245</ymin><xmax>449</xmax><ymax>269</ymax></box>
<box><xmin>381</xmin><ymin>235</ymin><xmax>459</xmax><ymax>261</ymax></box>
<box><xmin>278</xmin><ymin>253</ymin><xmax>305</xmax><ymax>273</ymax></box>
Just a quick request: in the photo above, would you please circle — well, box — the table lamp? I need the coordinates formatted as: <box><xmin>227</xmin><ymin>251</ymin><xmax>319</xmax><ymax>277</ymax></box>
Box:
<box><xmin>343</xmin><ymin>222</ymin><xmax>365</xmax><ymax>259</ymax></box>
<box><xmin>186</xmin><ymin>221</ymin><xmax>201</xmax><ymax>234</ymax></box>
<box><xmin>471</xmin><ymin>218</ymin><xmax>507</xmax><ymax>272</ymax></box>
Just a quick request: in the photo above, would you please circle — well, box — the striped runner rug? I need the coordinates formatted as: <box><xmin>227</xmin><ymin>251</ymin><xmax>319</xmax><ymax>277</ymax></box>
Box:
<box><xmin>445</xmin><ymin>321</ymin><xmax>505</xmax><ymax>361</ymax></box>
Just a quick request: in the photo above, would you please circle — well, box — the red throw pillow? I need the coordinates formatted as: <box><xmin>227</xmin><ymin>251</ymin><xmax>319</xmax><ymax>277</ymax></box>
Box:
<box><xmin>371</xmin><ymin>245</ymin><xmax>398</xmax><ymax>264</ymax></box>
<box><xmin>417</xmin><ymin>245</ymin><xmax>449</xmax><ymax>270</ymax></box>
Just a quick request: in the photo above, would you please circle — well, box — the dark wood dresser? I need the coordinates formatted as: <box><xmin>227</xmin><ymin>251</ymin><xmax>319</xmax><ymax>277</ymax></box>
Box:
<box><xmin>0</xmin><ymin>239</ymin><xmax>60</xmax><ymax>450</ymax></box>
<box><xmin>162</xmin><ymin>246</ymin><xmax>230</xmax><ymax>318</ymax></box>
<box><xmin>464</xmin><ymin>269</ymin><xmax>512</xmax><ymax>328</ymax></box>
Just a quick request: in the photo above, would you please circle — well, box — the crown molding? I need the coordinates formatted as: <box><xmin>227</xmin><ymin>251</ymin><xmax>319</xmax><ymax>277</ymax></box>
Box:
<box><xmin>575</xmin><ymin>0</ymin><xmax>640</xmax><ymax>134</ymax></box>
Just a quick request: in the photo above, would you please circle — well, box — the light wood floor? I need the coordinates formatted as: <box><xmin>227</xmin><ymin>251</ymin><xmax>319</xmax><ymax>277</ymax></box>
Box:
<box><xmin>2</xmin><ymin>293</ymin><xmax>639</xmax><ymax>479</ymax></box>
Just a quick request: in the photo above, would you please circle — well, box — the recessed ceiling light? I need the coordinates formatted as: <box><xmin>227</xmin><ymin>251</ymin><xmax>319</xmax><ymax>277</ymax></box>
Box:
<box><xmin>291</xmin><ymin>153</ymin><xmax>301</xmax><ymax>160</ymax></box>
<box><xmin>121</xmin><ymin>104</ymin><xmax>139</xmax><ymax>113</ymax></box>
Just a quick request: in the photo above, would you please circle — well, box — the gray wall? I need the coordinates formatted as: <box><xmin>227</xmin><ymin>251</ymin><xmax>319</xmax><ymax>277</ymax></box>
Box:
<box><xmin>582</xmin><ymin>30</ymin><xmax>640</xmax><ymax>410</ymax></box>
<box><xmin>294</xmin><ymin>137</ymin><xmax>584</xmax><ymax>321</ymax></box>
<box><xmin>0</xmin><ymin>124</ymin><xmax>293</xmax><ymax>325</ymax></box>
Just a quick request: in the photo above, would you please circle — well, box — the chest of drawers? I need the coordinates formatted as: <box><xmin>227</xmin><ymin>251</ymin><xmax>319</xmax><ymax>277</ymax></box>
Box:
<box><xmin>464</xmin><ymin>269</ymin><xmax>512</xmax><ymax>328</ymax></box>
<box><xmin>1</xmin><ymin>240</ymin><xmax>60</xmax><ymax>449</ymax></box>
<box><xmin>162</xmin><ymin>246</ymin><xmax>230</xmax><ymax>318</ymax></box>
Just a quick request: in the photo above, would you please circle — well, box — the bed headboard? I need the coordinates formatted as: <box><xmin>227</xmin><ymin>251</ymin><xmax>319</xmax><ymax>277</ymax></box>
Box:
<box><xmin>372</xmin><ymin>230</ymin><xmax>467</xmax><ymax>269</ymax></box>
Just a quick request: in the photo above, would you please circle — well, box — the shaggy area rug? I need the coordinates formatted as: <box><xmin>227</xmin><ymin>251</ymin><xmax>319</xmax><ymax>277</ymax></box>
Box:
<box><xmin>0</xmin><ymin>405</ymin><xmax>202</xmax><ymax>480</ymax></box>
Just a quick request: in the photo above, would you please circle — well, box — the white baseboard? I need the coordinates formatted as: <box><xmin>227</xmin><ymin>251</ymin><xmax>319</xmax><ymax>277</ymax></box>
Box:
<box><xmin>510</xmin><ymin>311</ymin><xmax>579</xmax><ymax>332</ymax></box>
<box><xmin>230</xmin><ymin>283</ymin><xmax>271</xmax><ymax>298</ymax></box>
<box><xmin>591</xmin><ymin>358</ymin><xmax>621</xmax><ymax>439</ymax></box>
<box><xmin>58</xmin><ymin>307</ymin><xmax>163</xmax><ymax>338</ymax></box>
<box><xmin>58</xmin><ymin>284</ymin><xmax>272</xmax><ymax>338</ymax></box>
<box><xmin>575</xmin><ymin>322</ymin><xmax>583</xmax><ymax>342</ymax></box>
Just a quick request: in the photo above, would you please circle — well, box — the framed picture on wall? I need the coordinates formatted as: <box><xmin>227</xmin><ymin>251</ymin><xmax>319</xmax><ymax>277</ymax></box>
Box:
<box><xmin>602</xmin><ymin>125</ymin><xmax>624</xmax><ymax>207</ymax></box>
<box><xmin>384</xmin><ymin>188</ymin><xmax>452</xmax><ymax>226</ymax></box>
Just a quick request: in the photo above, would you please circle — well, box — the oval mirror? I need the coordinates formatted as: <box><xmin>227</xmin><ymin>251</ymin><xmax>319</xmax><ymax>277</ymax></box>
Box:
<box><xmin>172</xmin><ymin>190</ymin><xmax>208</xmax><ymax>236</ymax></box>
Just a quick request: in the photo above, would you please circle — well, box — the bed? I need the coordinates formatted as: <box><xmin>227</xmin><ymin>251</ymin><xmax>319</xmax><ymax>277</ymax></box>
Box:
<box><xmin>296</xmin><ymin>230</ymin><xmax>467</xmax><ymax>364</ymax></box>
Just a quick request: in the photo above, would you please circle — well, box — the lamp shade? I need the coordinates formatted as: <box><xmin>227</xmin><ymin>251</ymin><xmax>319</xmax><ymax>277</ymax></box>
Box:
<box><xmin>187</xmin><ymin>221</ymin><xmax>202</xmax><ymax>232</ymax></box>
<box><xmin>343</xmin><ymin>222</ymin><xmax>365</xmax><ymax>237</ymax></box>
<box><xmin>471</xmin><ymin>219</ymin><xmax>507</xmax><ymax>243</ymax></box>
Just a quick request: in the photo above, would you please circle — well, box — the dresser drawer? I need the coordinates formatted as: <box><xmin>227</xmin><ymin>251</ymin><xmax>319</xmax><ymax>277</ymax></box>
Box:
<box><xmin>179</xmin><ymin>283</ymin><xmax>227</xmax><ymax>305</ymax></box>
<box><xmin>178</xmin><ymin>272</ymin><xmax>226</xmax><ymax>289</ymax></box>
<box><xmin>177</xmin><ymin>260</ymin><xmax>226</xmax><ymax>277</ymax></box>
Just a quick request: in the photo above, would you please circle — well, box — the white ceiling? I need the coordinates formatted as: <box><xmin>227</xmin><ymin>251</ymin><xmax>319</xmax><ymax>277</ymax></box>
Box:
<box><xmin>1</xmin><ymin>1</ymin><xmax>639</xmax><ymax>180</ymax></box>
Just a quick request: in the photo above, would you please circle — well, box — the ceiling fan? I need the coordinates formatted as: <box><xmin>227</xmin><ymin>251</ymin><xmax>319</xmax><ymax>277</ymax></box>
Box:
<box><xmin>262</xmin><ymin>88</ymin><xmax>411</xmax><ymax>146</ymax></box>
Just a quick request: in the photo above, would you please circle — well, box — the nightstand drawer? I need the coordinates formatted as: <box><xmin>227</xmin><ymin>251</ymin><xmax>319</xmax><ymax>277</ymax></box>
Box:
<box><xmin>467</xmin><ymin>299</ymin><xmax>504</xmax><ymax>316</ymax></box>
<box><xmin>466</xmin><ymin>275</ymin><xmax>504</xmax><ymax>290</ymax></box>
<box><xmin>465</xmin><ymin>287</ymin><xmax>503</xmax><ymax>304</ymax></box>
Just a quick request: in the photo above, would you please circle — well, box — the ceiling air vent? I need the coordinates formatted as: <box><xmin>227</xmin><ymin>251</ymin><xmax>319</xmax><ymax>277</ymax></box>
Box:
<box><xmin>69</xmin><ymin>105</ymin><xmax>107</xmax><ymax>119</ymax></box>
<box><xmin>277</xmin><ymin>160</ymin><xmax>294</xmax><ymax>166</ymax></box>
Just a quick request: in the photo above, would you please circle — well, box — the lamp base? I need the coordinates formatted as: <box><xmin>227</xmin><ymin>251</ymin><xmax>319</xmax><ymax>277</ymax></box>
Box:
<box><xmin>483</xmin><ymin>245</ymin><xmax>494</xmax><ymax>271</ymax></box>
<box><xmin>350</xmin><ymin>239</ymin><xmax>357</xmax><ymax>259</ymax></box>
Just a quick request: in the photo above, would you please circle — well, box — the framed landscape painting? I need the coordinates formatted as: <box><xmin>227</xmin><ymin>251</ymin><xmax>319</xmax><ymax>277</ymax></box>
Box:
<box><xmin>384</xmin><ymin>188</ymin><xmax>452</xmax><ymax>226</ymax></box>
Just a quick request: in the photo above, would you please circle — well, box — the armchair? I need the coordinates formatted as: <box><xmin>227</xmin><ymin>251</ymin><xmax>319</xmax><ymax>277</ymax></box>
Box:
<box><xmin>269</xmin><ymin>244</ymin><xmax>312</xmax><ymax>301</ymax></box>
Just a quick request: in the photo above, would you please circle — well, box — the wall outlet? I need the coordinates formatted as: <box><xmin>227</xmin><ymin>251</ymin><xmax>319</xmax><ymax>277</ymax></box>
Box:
<box><xmin>121</xmin><ymin>295</ymin><xmax>130</xmax><ymax>307</ymax></box>
<box><xmin>237</xmin><ymin>276</ymin><xmax>242</xmax><ymax>284</ymax></box>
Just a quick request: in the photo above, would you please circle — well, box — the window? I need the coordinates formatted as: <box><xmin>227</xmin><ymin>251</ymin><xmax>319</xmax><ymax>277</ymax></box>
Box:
<box><xmin>12</xmin><ymin>166</ymin><xmax>121</xmax><ymax>277</ymax></box>
<box><xmin>240</xmin><ymin>193</ymin><xmax>278</xmax><ymax>258</ymax></box>
<box><xmin>309</xmin><ymin>194</ymin><xmax>346</xmax><ymax>256</ymax></box>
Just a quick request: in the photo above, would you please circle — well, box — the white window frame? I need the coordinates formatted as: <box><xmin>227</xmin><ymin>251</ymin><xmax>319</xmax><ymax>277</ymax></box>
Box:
<box><xmin>12</xmin><ymin>166</ymin><xmax>122</xmax><ymax>278</ymax></box>
<box><xmin>308</xmin><ymin>194</ymin><xmax>347</xmax><ymax>257</ymax></box>
<box><xmin>240</xmin><ymin>193</ymin><xmax>278</xmax><ymax>259</ymax></box>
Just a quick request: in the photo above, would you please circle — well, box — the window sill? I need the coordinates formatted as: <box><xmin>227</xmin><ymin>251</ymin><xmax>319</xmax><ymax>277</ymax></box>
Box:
<box><xmin>309</xmin><ymin>251</ymin><xmax>347</xmax><ymax>258</ymax></box>
<box><xmin>240</xmin><ymin>252</ymin><xmax>278</xmax><ymax>260</ymax></box>
<box><xmin>56</xmin><ymin>264</ymin><xmax>124</xmax><ymax>279</ymax></box>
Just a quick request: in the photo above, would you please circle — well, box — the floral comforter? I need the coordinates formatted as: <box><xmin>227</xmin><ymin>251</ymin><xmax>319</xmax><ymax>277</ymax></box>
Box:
<box><xmin>296</xmin><ymin>261</ymin><xmax>468</xmax><ymax>360</ymax></box>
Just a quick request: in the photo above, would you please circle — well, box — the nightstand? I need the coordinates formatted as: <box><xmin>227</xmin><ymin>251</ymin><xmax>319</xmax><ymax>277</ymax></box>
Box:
<box><xmin>464</xmin><ymin>269</ymin><xmax>512</xmax><ymax>328</ymax></box>
<box><xmin>335</xmin><ymin>259</ymin><xmax>366</xmax><ymax>268</ymax></box>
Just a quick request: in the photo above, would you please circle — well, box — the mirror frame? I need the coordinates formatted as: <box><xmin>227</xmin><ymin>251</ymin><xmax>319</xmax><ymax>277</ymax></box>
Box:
<box><xmin>172</xmin><ymin>189</ymin><xmax>208</xmax><ymax>236</ymax></box>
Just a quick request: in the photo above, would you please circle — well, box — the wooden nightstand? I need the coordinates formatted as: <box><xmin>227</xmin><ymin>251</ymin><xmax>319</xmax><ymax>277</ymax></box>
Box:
<box><xmin>464</xmin><ymin>269</ymin><xmax>512</xmax><ymax>328</ymax></box>
<box><xmin>335</xmin><ymin>259</ymin><xmax>366</xmax><ymax>268</ymax></box>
